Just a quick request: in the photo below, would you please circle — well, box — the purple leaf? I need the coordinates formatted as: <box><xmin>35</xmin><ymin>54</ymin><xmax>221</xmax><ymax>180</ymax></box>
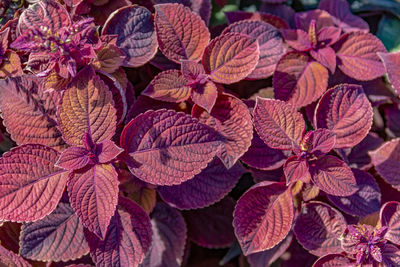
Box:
<box><xmin>333</xmin><ymin>32</ymin><xmax>387</xmax><ymax>81</ymax></box>
<box><xmin>273</xmin><ymin>52</ymin><xmax>329</xmax><ymax>108</ymax></box>
<box><xmin>385</xmin><ymin>104</ymin><xmax>400</xmax><ymax>137</ymax></box>
<box><xmin>378</xmin><ymin>51</ymin><xmax>400</xmax><ymax>96</ymax></box>
<box><xmin>260</xmin><ymin>3</ymin><xmax>296</xmax><ymax>28</ymax></box>
<box><xmin>57</xmin><ymin>67</ymin><xmax>117</xmax><ymax>146</ymax></box>
<box><xmin>318</xmin><ymin>0</ymin><xmax>370</xmax><ymax>33</ymax></box>
<box><xmin>328</xmin><ymin>169</ymin><xmax>381</xmax><ymax>217</ymax></box>
<box><xmin>370</xmin><ymin>138</ymin><xmax>400</xmax><ymax>191</ymax></box>
<box><xmin>140</xmin><ymin>203</ymin><xmax>186</xmax><ymax>267</ymax></box>
<box><xmin>125</xmin><ymin>95</ymin><xmax>176</xmax><ymax>123</ymax></box>
<box><xmin>68</xmin><ymin>164</ymin><xmax>119</xmax><ymax>239</ymax></box>
<box><xmin>346</xmin><ymin>132</ymin><xmax>384</xmax><ymax>170</ymax></box>
<box><xmin>253</xmin><ymin>98</ymin><xmax>305</xmax><ymax>150</ymax></box>
<box><xmin>293</xmin><ymin>201</ymin><xmax>347</xmax><ymax>256</ymax></box>
<box><xmin>56</xmin><ymin>146</ymin><xmax>91</xmax><ymax>171</ymax></box>
<box><xmin>158</xmin><ymin>158</ymin><xmax>244</xmax><ymax>210</ymax></box>
<box><xmin>225</xmin><ymin>11</ymin><xmax>290</xmax><ymax>29</ymax></box>
<box><xmin>85</xmin><ymin>197</ymin><xmax>152</xmax><ymax>267</ymax></box>
<box><xmin>382</xmin><ymin>244</ymin><xmax>400</xmax><ymax>266</ymax></box>
<box><xmin>192</xmin><ymin>93</ymin><xmax>253</xmax><ymax>168</ymax></box>
<box><xmin>154</xmin><ymin>3</ymin><xmax>210</xmax><ymax>63</ymax></box>
<box><xmin>120</xmin><ymin>109</ymin><xmax>223</xmax><ymax>185</ymax></box>
<box><xmin>190</xmin><ymin>80</ymin><xmax>218</xmax><ymax>113</ymax></box>
<box><xmin>0</xmin><ymin>144</ymin><xmax>68</xmax><ymax>222</ymax></box>
<box><xmin>310</xmin><ymin>46</ymin><xmax>337</xmax><ymax>73</ymax></box>
<box><xmin>283</xmin><ymin>156</ymin><xmax>310</xmax><ymax>185</ymax></box>
<box><xmin>313</xmin><ymin>254</ymin><xmax>354</xmax><ymax>267</ymax></box>
<box><xmin>96</xmin><ymin>140</ymin><xmax>124</xmax><ymax>164</ymax></box>
<box><xmin>184</xmin><ymin>197</ymin><xmax>236</xmax><ymax>248</ymax></box>
<box><xmin>0</xmin><ymin>75</ymin><xmax>66</xmax><ymax>151</ymax></box>
<box><xmin>281</xmin><ymin>29</ymin><xmax>311</xmax><ymax>51</ymax></box>
<box><xmin>380</xmin><ymin>201</ymin><xmax>400</xmax><ymax>246</ymax></box>
<box><xmin>0</xmin><ymin>245</ymin><xmax>32</xmax><ymax>267</ymax></box>
<box><xmin>315</xmin><ymin>84</ymin><xmax>373</xmax><ymax>148</ymax></box>
<box><xmin>302</xmin><ymin>128</ymin><xmax>336</xmax><ymax>157</ymax></box>
<box><xmin>295</xmin><ymin>9</ymin><xmax>335</xmax><ymax>32</ymax></box>
<box><xmin>309</xmin><ymin>155</ymin><xmax>357</xmax><ymax>196</ymax></box>
<box><xmin>19</xmin><ymin>202</ymin><xmax>89</xmax><ymax>261</ymax></box>
<box><xmin>233</xmin><ymin>182</ymin><xmax>294</xmax><ymax>255</ymax></box>
<box><xmin>202</xmin><ymin>33</ymin><xmax>260</xmax><ymax>84</ymax></box>
<box><xmin>222</xmin><ymin>20</ymin><xmax>285</xmax><ymax>79</ymax></box>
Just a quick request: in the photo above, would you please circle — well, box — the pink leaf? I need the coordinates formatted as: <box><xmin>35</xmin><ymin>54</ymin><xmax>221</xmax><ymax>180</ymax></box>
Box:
<box><xmin>154</xmin><ymin>3</ymin><xmax>210</xmax><ymax>63</ymax></box>
<box><xmin>56</xmin><ymin>146</ymin><xmax>91</xmax><ymax>171</ymax></box>
<box><xmin>313</xmin><ymin>254</ymin><xmax>354</xmax><ymax>267</ymax></box>
<box><xmin>253</xmin><ymin>98</ymin><xmax>305</xmax><ymax>150</ymax></box>
<box><xmin>68</xmin><ymin>164</ymin><xmax>119</xmax><ymax>239</ymax></box>
<box><xmin>295</xmin><ymin>10</ymin><xmax>334</xmax><ymax>32</ymax></box>
<box><xmin>315</xmin><ymin>84</ymin><xmax>373</xmax><ymax>148</ymax></box>
<box><xmin>379</xmin><ymin>201</ymin><xmax>400</xmax><ymax>246</ymax></box>
<box><xmin>0</xmin><ymin>144</ymin><xmax>68</xmax><ymax>222</ymax></box>
<box><xmin>273</xmin><ymin>52</ymin><xmax>329</xmax><ymax>108</ymax></box>
<box><xmin>302</xmin><ymin>128</ymin><xmax>336</xmax><ymax>157</ymax></box>
<box><xmin>202</xmin><ymin>33</ymin><xmax>260</xmax><ymax>84</ymax></box>
<box><xmin>120</xmin><ymin>109</ymin><xmax>223</xmax><ymax>185</ymax></box>
<box><xmin>96</xmin><ymin>140</ymin><xmax>124</xmax><ymax>164</ymax></box>
<box><xmin>283</xmin><ymin>156</ymin><xmax>310</xmax><ymax>185</ymax></box>
<box><xmin>377</xmin><ymin>51</ymin><xmax>400</xmax><ymax>96</ymax></box>
<box><xmin>293</xmin><ymin>201</ymin><xmax>347</xmax><ymax>256</ymax></box>
<box><xmin>310</xmin><ymin>46</ymin><xmax>337</xmax><ymax>73</ymax></box>
<box><xmin>0</xmin><ymin>245</ymin><xmax>31</xmax><ymax>267</ymax></box>
<box><xmin>233</xmin><ymin>182</ymin><xmax>294</xmax><ymax>255</ymax></box>
<box><xmin>281</xmin><ymin>29</ymin><xmax>311</xmax><ymax>51</ymax></box>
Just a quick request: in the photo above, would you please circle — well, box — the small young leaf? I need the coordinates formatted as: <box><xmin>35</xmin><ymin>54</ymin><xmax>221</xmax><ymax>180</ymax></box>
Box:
<box><xmin>293</xmin><ymin>201</ymin><xmax>347</xmax><ymax>256</ymax></box>
<box><xmin>202</xmin><ymin>33</ymin><xmax>260</xmax><ymax>84</ymax></box>
<box><xmin>253</xmin><ymin>98</ymin><xmax>305</xmax><ymax>150</ymax></box>
<box><xmin>56</xmin><ymin>146</ymin><xmax>91</xmax><ymax>171</ymax></box>
<box><xmin>302</xmin><ymin>129</ymin><xmax>336</xmax><ymax>157</ymax></box>
<box><xmin>284</xmin><ymin>156</ymin><xmax>310</xmax><ymax>185</ymax></box>
<box><xmin>120</xmin><ymin>109</ymin><xmax>223</xmax><ymax>185</ymax></box>
<box><xmin>233</xmin><ymin>182</ymin><xmax>294</xmax><ymax>255</ymax></box>
<box><xmin>295</xmin><ymin>10</ymin><xmax>334</xmax><ymax>32</ymax></box>
<box><xmin>377</xmin><ymin>51</ymin><xmax>400</xmax><ymax>96</ymax></box>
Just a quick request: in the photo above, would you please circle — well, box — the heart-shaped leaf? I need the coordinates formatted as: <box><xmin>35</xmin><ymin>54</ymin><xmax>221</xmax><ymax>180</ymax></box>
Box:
<box><xmin>120</xmin><ymin>109</ymin><xmax>223</xmax><ymax>185</ymax></box>
<box><xmin>380</xmin><ymin>201</ymin><xmax>400</xmax><ymax>246</ymax></box>
<box><xmin>293</xmin><ymin>201</ymin><xmax>347</xmax><ymax>256</ymax></box>
<box><xmin>233</xmin><ymin>182</ymin><xmax>294</xmax><ymax>255</ymax></box>
<box><xmin>315</xmin><ymin>84</ymin><xmax>373</xmax><ymax>148</ymax></box>
<box><xmin>0</xmin><ymin>144</ymin><xmax>68</xmax><ymax>222</ymax></box>
<box><xmin>377</xmin><ymin>51</ymin><xmax>400</xmax><ymax>96</ymax></box>
<box><xmin>202</xmin><ymin>33</ymin><xmax>260</xmax><ymax>84</ymax></box>
<box><xmin>19</xmin><ymin>202</ymin><xmax>89</xmax><ymax>262</ymax></box>
<box><xmin>102</xmin><ymin>5</ymin><xmax>158</xmax><ymax>67</ymax></box>
<box><xmin>273</xmin><ymin>52</ymin><xmax>329</xmax><ymax>108</ymax></box>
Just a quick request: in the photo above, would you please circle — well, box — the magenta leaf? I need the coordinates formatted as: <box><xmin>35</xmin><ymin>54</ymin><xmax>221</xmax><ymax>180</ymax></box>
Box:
<box><xmin>184</xmin><ymin>197</ymin><xmax>236</xmax><ymax>248</ymax></box>
<box><xmin>253</xmin><ymin>98</ymin><xmax>305</xmax><ymax>150</ymax></box>
<box><xmin>96</xmin><ymin>140</ymin><xmax>124</xmax><ymax>164</ymax></box>
<box><xmin>380</xmin><ymin>201</ymin><xmax>400</xmax><ymax>246</ymax></box>
<box><xmin>318</xmin><ymin>0</ymin><xmax>370</xmax><ymax>33</ymax></box>
<box><xmin>56</xmin><ymin>146</ymin><xmax>92</xmax><ymax>171</ymax></box>
<box><xmin>102</xmin><ymin>5</ymin><xmax>157</xmax><ymax>67</ymax></box>
<box><xmin>202</xmin><ymin>33</ymin><xmax>260</xmax><ymax>84</ymax></box>
<box><xmin>382</xmin><ymin>244</ymin><xmax>400</xmax><ymax>266</ymax></box>
<box><xmin>0</xmin><ymin>144</ymin><xmax>68</xmax><ymax>222</ymax></box>
<box><xmin>378</xmin><ymin>51</ymin><xmax>400</xmax><ymax>96</ymax></box>
<box><xmin>233</xmin><ymin>182</ymin><xmax>294</xmax><ymax>255</ymax></box>
<box><xmin>154</xmin><ymin>3</ymin><xmax>210</xmax><ymax>63</ymax></box>
<box><xmin>222</xmin><ymin>20</ymin><xmax>285</xmax><ymax>79</ymax></box>
<box><xmin>19</xmin><ymin>202</ymin><xmax>89</xmax><ymax>262</ymax></box>
<box><xmin>310</xmin><ymin>155</ymin><xmax>357</xmax><ymax>196</ymax></box>
<box><xmin>313</xmin><ymin>254</ymin><xmax>354</xmax><ymax>267</ymax></box>
<box><xmin>295</xmin><ymin>10</ymin><xmax>335</xmax><ymax>32</ymax></box>
<box><xmin>0</xmin><ymin>245</ymin><xmax>32</xmax><ymax>267</ymax></box>
<box><xmin>85</xmin><ymin>197</ymin><xmax>152</xmax><ymax>267</ymax></box>
<box><xmin>68</xmin><ymin>164</ymin><xmax>119</xmax><ymax>239</ymax></box>
<box><xmin>192</xmin><ymin>93</ymin><xmax>253</xmax><ymax>168</ymax></box>
<box><xmin>302</xmin><ymin>129</ymin><xmax>336</xmax><ymax>157</ymax></box>
<box><xmin>315</xmin><ymin>84</ymin><xmax>373</xmax><ymax>148</ymax></box>
<box><xmin>273</xmin><ymin>52</ymin><xmax>329</xmax><ymax>108</ymax></box>
<box><xmin>293</xmin><ymin>201</ymin><xmax>347</xmax><ymax>256</ymax></box>
<box><xmin>370</xmin><ymin>139</ymin><xmax>400</xmax><ymax>191</ymax></box>
<box><xmin>140</xmin><ymin>203</ymin><xmax>186</xmax><ymax>267</ymax></box>
<box><xmin>120</xmin><ymin>109</ymin><xmax>223</xmax><ymax>185</ymax></box>
<box><xmin>158</xmin><ymin>158</ymin><xmax>244</xmax><ymax>210</ymax></box>
<box><xmin>333</xmin><ymin>32</ymin><xmax>387</xmax><ymax>81</ymax></box>
<box><xmin>328</xmin><ymin>169</ymin><xmax>381</xmax><ymax>217</ymax></box>
<box><xmin>284</xmin><ymin>156</ymin><xmax>310</xmax><ymax>185</ymax></box>
<box><xmin>0</xmin><ymin>75</ymin><xmax>66</xmax><ymax>151</ymax></box>
<box><xmin>225</xmin><ymin>11</ymin><xmax>290</xmax><ymax>29</ymax></box>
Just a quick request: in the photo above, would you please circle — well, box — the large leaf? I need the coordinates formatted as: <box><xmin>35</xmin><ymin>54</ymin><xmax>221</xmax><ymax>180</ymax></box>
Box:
<box><xmin>315</xmin><ymin>84</ymin><xmax>373</xmax><ymax>148</ymax></box>
<box><xmin>0</xmin><ymin>76</ymin><xmax>66</xmax><ymax>151</ymax></box>
<box><xmin>58</xmin><ymin>67</ymin><xmax>117</xmax><ymax>146</ymax></box>
<box><xmin>273</xmin><ymin>52</ymin><xmax>328</xmax><ymax>108</ymax></box>
<box><xmin>346</xmin><ymin>132</ymin><xmax>384</xmax><ymax>170</ymax></box>
<box><xmin>154</xmin><ymin>3</ymin><xmax>210</xmax><ymax>63</ymax></box>
<box><xmin>0</xmin><ymin>245</ymin><xmax>31</xmax><ymax>267</ymax></box>
<box><xmin>19</xmin><ymin>202</ymin><xmax>89</xmax><ymax>262</ymax></box>
<box><xmin>333</xmin><ymin>32</ymin><xmax>387</xmax><ymax>81</ymax></box>
<box><xmin>309</xmin><ymin>155</ymin><xmax>357</xmax><ymax>197</ymax></box>
<box><xmin>370</xmin><ymin>138</ymin><xmax>400</xmax><ymax>190</ymax></box>
<box><xmin>158</xmin><ymin>158</ymin><xmax>243</xmax><ymax>209</ymax></box>
<box><xmin>253</xmin><ymin>98</ymin><xmax>305</xmax><ymax>150</ymax></box>
<box><xmin>68</xmin><ymin>164</ymin><xmax>119</xmax><ymax>240</ymax></box>
<box><xmin>0</xmin><ymin>144</ymin><xmax>68</xmax><ymax>222</ymax></box>
<box><xmin>192</xmin><ymin>93</ymin><xmax>253</xmax><ymax>168</ymax></box>
<box><xmin>378</xmin><ymin>51</ymin><xmax>400</xmax><ymax>96</ymax></box>
<box><xmin>120</xmin><ymin>109</ymin><xmax>223</xmax><ymax>185</ymax></box>
<box><xmin>233</xmin><ymin>182</ymin><xmax>294</xmax><ymax>255</ymax></box>
<box><xmin>328</xmin><ymin>169</ymin><xmax>381</xmax><ymax>217</ymax></box>
<box><xmin>85</xmin><ymin>197</ymin><xmax>152</xmax><ymax>267</ymax></box>
<box><xmin>202</xmin><ymin>33</ymin><xmax>260</xmax><ymax>84</ymax></box>
<box><xmin>222</xmin><ymin>20</ymin><xmax>285</xmax><ymax>79</ymax></box>
<box><xmin>102</xmin><ymin>5</ymin><xmax>158</xmax><ymax>67</ymax></box>
<box><xmin>380</xmin><ymin>201</ymin><xmax>400</xmax><ymax>246</ymax></box>
<box><xmin>140</xmin><ymin>203</ymin><xmax>186</xmax><ymax>267</ymax></box>
<box><xmin>293</xmin><ymin>201</ymin><xmax>347</xmax><ymax>256</ymax></box>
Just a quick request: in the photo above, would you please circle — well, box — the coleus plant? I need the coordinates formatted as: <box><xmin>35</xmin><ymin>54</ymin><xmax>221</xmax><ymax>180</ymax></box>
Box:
<box><xmin>0</xmin><ymin>0</ymin><xmax>399</xmax><ymax>266</ymax></box>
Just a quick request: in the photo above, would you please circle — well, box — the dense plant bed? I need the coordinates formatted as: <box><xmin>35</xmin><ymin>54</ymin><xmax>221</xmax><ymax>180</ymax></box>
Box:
<box><xmin>1</xmin><ymin>0</ymin><xmax>400</xmax><ymax>266</ymax></box>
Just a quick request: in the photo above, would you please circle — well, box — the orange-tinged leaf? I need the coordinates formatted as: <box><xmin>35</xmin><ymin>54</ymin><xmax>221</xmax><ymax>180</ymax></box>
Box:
<box><xmin>0</xmin><ymin>51</ymin><xmax>22</xmax><ymax>78</ymax></box>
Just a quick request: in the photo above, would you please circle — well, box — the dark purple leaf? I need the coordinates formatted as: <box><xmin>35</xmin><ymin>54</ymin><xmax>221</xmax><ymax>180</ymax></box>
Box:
<box><xmin>259</xmin><ymin>3</ymin><xmax>296</xmax><ymax>28</ymax></box>
<box><xmin>382</xmin><ymin>244</ymin><xmax>400</xmax><ymax>266</ymax></box>
<box><xmin>346</xmin><ymin>132</ymin><xmax>384</xmax><ymax>169</ymax></box>
<box><xmin>378</xmin><ymin>51</ymin><xmax>400</xmax><ymax>96</ymax></box>
<box><xmin>250</xmin><ymin>167</ymin><xmax>284</xmax><ymax>184</ymax></box>
<box><xmin>380</xmin><ymin>201</ymin><xmax>400</xmax><ymax>246</ymax></box>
